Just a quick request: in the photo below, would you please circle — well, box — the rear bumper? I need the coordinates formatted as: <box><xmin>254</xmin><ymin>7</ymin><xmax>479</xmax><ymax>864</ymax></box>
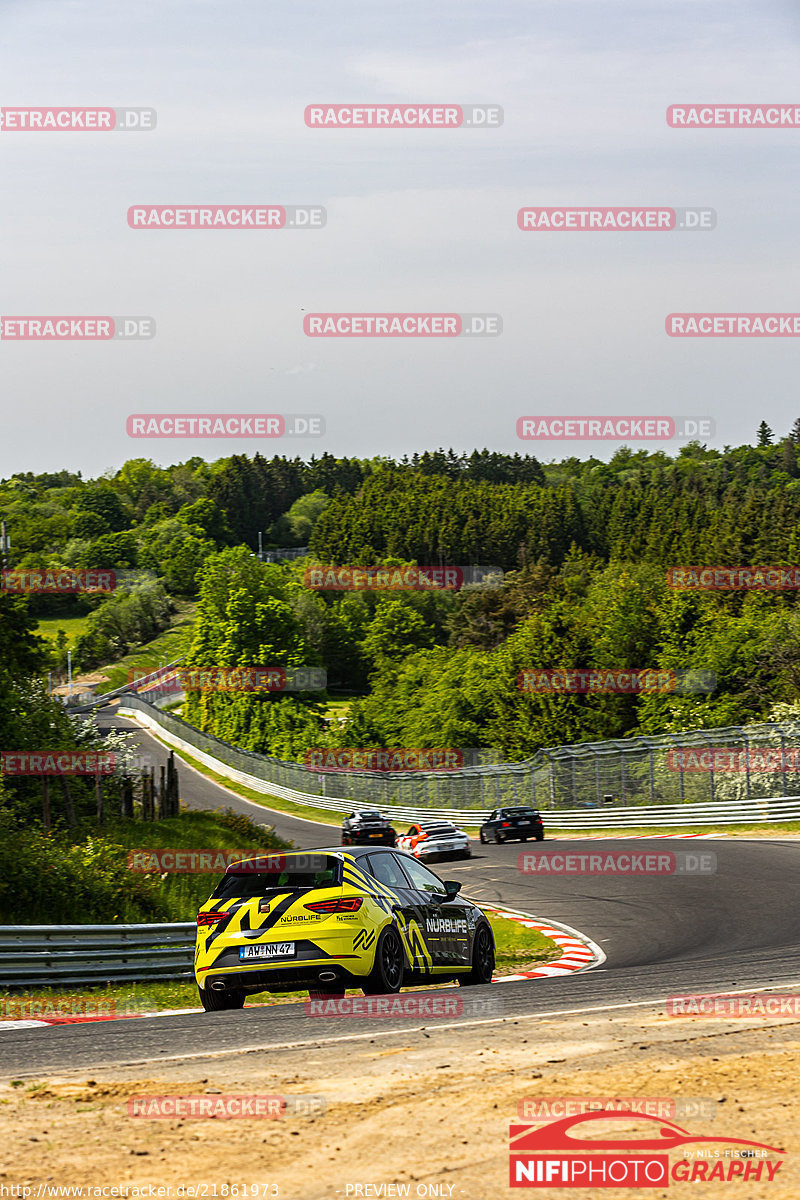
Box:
<box><xmin>484</xmin><ymin>824</ymin><xmax>544</xmax><ymax>839</ymax></box>
<box><xmin>417</xmin><ymin>844</ymin><xmax>471</xmax><ymax>859</ymax></box>
<box><xmin>199</xmin><ymin>961</ymin><xmax>368</xmax><ymax>994</ymax></box>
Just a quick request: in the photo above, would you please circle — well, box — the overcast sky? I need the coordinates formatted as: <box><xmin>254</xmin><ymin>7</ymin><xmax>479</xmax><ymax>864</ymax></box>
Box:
<box><xmin>1</xmin><ymin>0</ymin><xmax>799</xmax><ymax>477</ymax></box>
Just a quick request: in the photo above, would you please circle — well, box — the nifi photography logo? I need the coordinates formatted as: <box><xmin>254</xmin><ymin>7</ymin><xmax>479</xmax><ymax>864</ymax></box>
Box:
<box><xmin>509</xmin><ymin>1111</ymin><xmax>784</xmax><ymax>1187</ymax></box>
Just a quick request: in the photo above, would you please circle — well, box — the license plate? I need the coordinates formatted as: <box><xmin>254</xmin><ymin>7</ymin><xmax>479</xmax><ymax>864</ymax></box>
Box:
<box><xmin>239</xmin><ymin>942</ymin><xmax>295</xmax><ymax>960</ymax></box>
<box><xmin>369</xmin><ymin>832</ymin><xmax>383</xmax><ymax>837</ymax></box>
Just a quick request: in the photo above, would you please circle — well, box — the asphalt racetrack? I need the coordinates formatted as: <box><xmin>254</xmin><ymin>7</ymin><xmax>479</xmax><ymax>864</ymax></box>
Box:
<box><xmin>3</xmin><ymin>710</ymin><xmax>800</xmax><ymax>1077</ymax></box>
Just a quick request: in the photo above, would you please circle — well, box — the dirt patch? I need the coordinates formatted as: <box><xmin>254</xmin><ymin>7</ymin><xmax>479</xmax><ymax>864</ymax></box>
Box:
<box><xmin>1</xmin><ymin>1008</ymin><xmax>798</xmax><ymax>1198</ymax></box>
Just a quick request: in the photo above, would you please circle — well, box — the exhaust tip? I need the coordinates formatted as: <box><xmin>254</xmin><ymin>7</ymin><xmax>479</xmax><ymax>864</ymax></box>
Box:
<box><xmin>318</xmin><ymin>971</ymin><xmax>337</xmax><ymax>982</ymax></box>
<box><xmin>209</xmin><ymin>981</ymin><xmax>226</xmax><ymax>992</ymax></box>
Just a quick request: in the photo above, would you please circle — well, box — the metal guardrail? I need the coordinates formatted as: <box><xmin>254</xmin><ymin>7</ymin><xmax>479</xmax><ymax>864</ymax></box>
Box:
<box><xmin>118</xmin><ymin>701</ymin><xmax>800</xmax><ymax>829</ymax></box>
<box><xmin>0</xmin><ymin>923</ymin><xmax>195</xmax><ymax>986</ymax></box>
<box><xmin>115</xmin><ymin>694</ymin><xmax>800</xmax><ymax>815</ymax></box>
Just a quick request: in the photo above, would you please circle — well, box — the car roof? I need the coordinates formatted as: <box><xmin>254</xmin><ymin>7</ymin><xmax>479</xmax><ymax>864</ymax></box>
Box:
<box><xmin>309</xmin><ymin>844</ymin><xmax>393</xmax><ymax>858</ymax></box>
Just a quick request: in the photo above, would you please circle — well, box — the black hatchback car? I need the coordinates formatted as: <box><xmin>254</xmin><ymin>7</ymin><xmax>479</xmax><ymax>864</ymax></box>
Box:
<box><xmin>341</xmin><ymin>809</ymin><xmax>397</xmax><ymax>846</ymax></box>
<box><xmin>479</xmin><ymin>806</ymin><xmax>544</xmax><ymax>844</ymax></box>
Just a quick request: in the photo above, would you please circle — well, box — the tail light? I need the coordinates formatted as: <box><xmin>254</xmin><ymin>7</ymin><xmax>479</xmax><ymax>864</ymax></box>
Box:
<box><xmin>501</xmin><ymin>822</ymin><xmax>511</xmax><ymax>828</ymax></box>
<box><xmin>304</xmin><ymin>897</ymin><xmax>363</xmax><ymax>913</ymax></box>
<box><xmin>197</xmin><ymin>911</ymin><xmax>226</xmax><ymax>927</ymax></box>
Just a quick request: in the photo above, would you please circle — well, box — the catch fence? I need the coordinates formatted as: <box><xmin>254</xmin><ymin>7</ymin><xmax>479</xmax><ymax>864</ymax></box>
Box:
<box><xmin>117</xmin><ymin>696</ymin><xmax>800</xmax><ymax>816</ymax></box>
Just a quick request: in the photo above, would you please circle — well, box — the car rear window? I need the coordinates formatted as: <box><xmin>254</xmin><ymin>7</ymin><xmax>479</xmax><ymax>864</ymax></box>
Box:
<box><xmin>505</xmin><ymin>808</ymin><xmax>539</xmax><ymax>817</ymax></box>
<box><xmin>211</xmin><ymin>855</ymin><xmax>342</xmax><ymax>898</ymax></box>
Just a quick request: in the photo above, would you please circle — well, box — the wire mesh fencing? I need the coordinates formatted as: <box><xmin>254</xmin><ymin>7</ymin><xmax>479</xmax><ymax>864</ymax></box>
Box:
<box><xmin>117</xmin><ymin>695</ymin><xmax>800</xmax><ymax>815</ymax></box>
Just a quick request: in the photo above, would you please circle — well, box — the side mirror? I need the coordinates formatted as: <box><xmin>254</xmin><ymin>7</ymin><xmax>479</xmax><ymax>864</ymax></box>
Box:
<box><xmin>444</xmin><ymin>880</ymin><xmax>461</xmax><ymax>899</ymax></box>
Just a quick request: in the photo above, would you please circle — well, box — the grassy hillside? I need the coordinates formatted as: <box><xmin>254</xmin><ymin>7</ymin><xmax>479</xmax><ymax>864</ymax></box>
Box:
<box><xmin>0</xmin><ymin>807</ymin><xmax>290</xmax><ymax>925</ymax></box>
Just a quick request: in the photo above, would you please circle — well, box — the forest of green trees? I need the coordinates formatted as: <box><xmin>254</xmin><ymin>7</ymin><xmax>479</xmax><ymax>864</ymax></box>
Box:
<box><xmin>4</xmin><ymin>431</ymin><xmax>800</xmax><ymax>770</ymax></box>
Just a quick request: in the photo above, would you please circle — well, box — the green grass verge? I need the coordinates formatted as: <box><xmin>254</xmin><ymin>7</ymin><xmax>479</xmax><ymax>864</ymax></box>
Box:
<box><xmin>149</xmin><ymin>737</ymin><xmax>346</xmax><ymax>828</ymax></box>
<box><xmin>0</xmin><ymin>807</ymin><xmax>292</xmax><ymax>925</ymax></box>
<box><xmin>0</xmin><ymin>912</ymin><xmax>560</xmax><ymax>1016</ymax></box>
<box><xmin>95</xmin><ymin>601</ymin><xmax>197</xmax><ymax>693</ymax></box>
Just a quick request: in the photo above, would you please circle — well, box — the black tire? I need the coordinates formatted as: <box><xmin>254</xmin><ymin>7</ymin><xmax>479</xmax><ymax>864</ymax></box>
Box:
<box><xmin>535</xmin><ymin>830</ymin><xmax>545</xmax><ymax>842</ymax></box>
<box><xmin>494</xmin><ymin>830</ymin><xmax>504</xmax><ymax>844</ymax></box>
<box><xmin>458</xmin><ymin>924</ymin><xmax>495</xmax><ymax>986</ymax></box>
<box><xmin>362</xmin><ymin>926</ymin><xmax>405</xmax><ymax>995</ymax></box>
<box><xmin>479</xmin><ymin>829</ymin><xmax>487</xmax><ymax>844</ymax></box>
<box><xmin>520</xmin><ymin>835</ymin><xmax>528</xmax><ymax>842</ymax></box>
<box><xmin>199</xmin><ymin>986</ymin><xmax>245</xmax><ymax>1012</ymax></box>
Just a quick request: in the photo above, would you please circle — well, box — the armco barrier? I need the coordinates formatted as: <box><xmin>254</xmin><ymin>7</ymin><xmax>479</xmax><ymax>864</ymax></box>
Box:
<box><xmin>117</xmin><ymin>699</ymin><xmax>800</xmax><ymax>828</ymax></box>
<box><xmin>0</xmin><ymin>923</ymin><xmax>195</xmax><ymax>987</ymax></box>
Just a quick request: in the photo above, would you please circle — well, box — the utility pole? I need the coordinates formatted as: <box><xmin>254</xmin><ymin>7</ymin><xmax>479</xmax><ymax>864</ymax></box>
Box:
<box><xmin>67</xmin><ymin>649</ymin><xmax>73</xmax><ymax>698</ymax></box>
<box><xmin>258</xmin><ymin>530</ymin><xmax>263</xmax><ymax>561</ymax></box>
<box><xmin>0</xmin><ymin>521</ymin><xmax>9</xmax><ymax>570</ymax></box>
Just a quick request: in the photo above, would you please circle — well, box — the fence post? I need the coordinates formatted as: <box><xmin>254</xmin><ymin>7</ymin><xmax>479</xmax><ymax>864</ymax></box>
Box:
<box><xmin>121</xmin><ymin>775</ymin><xmax>134</xmax><ymax>820</ymax></box>
<box><xmin>59</xmin><ymin>776</ymin><xmax>77</xmax><ymax>828</ymax></box>
<box><xmin>168</xmin><ymin>752</ymin><xmax>179</xmax><ymax>816</ymax></box>
<box><xmin>158</xmin><ymin>764</ymin><xmax>167</xmax><ymax>820</ymax></box>
<box><xmin>141</xmin><ymin>768</ymin><xmax>153</xmax><ymax>820</ymax></box>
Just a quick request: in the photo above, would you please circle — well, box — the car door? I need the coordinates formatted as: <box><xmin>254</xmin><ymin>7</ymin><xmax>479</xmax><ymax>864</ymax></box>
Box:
<box><xmin>394</xmin><ymin>854</ymin><xmax>473</xmax><ymax>968</ymax></box>
<box><xmin>364</xmin><ymin>850</ymin><xmax>432</xmax><ymax>972</ymax></box>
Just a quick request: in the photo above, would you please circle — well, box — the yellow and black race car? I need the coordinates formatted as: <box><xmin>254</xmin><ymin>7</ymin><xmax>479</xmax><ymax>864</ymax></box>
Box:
<box><xmin>195</xmin><ymin>846</ymin><xmax>495</xmax><ymax>1011</ymax></box>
